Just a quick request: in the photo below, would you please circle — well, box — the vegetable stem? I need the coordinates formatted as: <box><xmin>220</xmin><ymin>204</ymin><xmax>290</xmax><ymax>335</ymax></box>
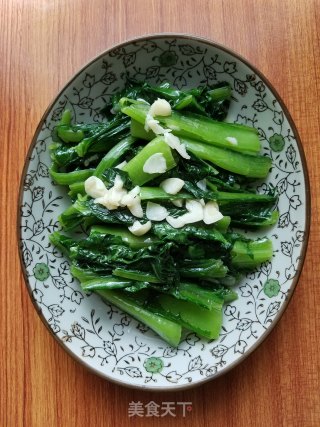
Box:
<box><xmin>231</xmin><ymin>238</ymin><xmax>273</xmax><ymax>269</ymax></box>
<box><xmin>122</xmin><ymin>102</ymin><xmax>261</xmax><ymax>153</ymax></box>
<box><xmin>94</xmin><ymin>135</ymin><xmax>136</xmax><ymax>178</ymax></box>
<box><xmin>183</xmin><ymin>138</ymin><xmax>271</xmax><ymax>178</ymax></box>
<box><xmin>50</xmin><ymin>165</ymin><xmax>94</xmax><ymax>185</ymax></box>
<box><xmin>123</xmin><ymin>136</ymin><xmax>177</xmax><ymax>185</ymax></box>
<box><xmin>97</xmin><ymin>290</ymin><xmax>182</xmax><ymax>347</ymax></box>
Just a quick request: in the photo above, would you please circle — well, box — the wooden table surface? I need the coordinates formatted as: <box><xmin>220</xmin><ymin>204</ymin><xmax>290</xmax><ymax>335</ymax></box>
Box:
<box><xmin>1</xmin><ymin>0</ymin><xmax>319</xmax><ymax>426</ymax></box>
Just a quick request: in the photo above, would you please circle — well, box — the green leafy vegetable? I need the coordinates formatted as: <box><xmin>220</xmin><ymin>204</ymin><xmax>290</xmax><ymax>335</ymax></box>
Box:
<box><xmin>49</xmin><ymin>80</ymin><xmax>277</xmax><ymax>346</ymax></box>
<box><xmin>122</xmin><ymin>102</ymin><xmax>261</xmax><ymax>154</ymax></box>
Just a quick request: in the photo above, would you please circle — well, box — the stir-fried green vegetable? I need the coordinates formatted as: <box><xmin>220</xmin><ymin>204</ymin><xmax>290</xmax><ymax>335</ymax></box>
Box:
<box><xmin>49</xmin><ymin>81</ymin><xmax>277</xmax><ymax>346</ymax></box>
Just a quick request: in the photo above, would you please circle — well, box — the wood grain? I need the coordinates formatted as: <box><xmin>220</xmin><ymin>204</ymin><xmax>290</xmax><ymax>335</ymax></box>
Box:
<box><xmin>1</xmin><ymin>0</ymin><xmax>319</xmax><ymax>426</ymax></box>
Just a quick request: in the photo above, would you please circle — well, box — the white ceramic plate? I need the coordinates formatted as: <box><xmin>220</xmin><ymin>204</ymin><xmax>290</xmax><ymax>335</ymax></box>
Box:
<box><xmin>18</xmin><ymin>34</ymin><xmax>310</xmax><ymax>390</ymax></box>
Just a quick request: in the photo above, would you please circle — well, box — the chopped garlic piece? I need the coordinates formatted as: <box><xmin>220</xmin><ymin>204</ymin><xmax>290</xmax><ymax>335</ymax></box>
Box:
<box><xmin>128</xmin><ymin>220</ymin><xmax>152</xmax><ymax>236</ymax></box>
<box><xmin>160</xmin><ymin>177</ymin><xmax>185</xmax><ymax>195</ymax></box>
<box><xmin>128</xmin><ymin>200</ymin><xmax>144</xmax><ymax>218</ymax></box>
<box><xmin>143</xmin><ymin>153</ymin><xmax>167</xmax><ymax>174</ymax></box>
<box><xmin>144</xmin><ymin>112</ymin><xmax>154</xmax><ymax>132</ymax></box>
<box><xmin>174</xmin><ymin>142</ymin><xmax>190</xmax><ymax>159</ymax></box>
<box><xmin>129</xmin><ymin>186</ymin><xmax>141</xmax><ymax>198</ymax></box>
<box><xmin>146</xmin><ymin>202</ymin><xmax>168</xmax><ymax>221</ymax></box>
<box><xmin>113</xmin><ymin>174</ymin><xmax>124</xmax><ymax>190</ymax></box>
<box><xmin>186</xmin><ymin>199</ymin><xmax>203</xmax><ymax>212</ymax></box>
<box><xmin>147</xmin><ymin>119</ymin><xmax>166</xmax><ymax>135</ymax></box>
<box><xmin>115</xmin><ymin>160</ymin><xmax>127</xmax><ymax>170</ymax></box>
<box><xmin>120</xmin><ymin>194</ymin><xmax>134</xmax><ymax>207</ymax></box>
<box><xmin>167</xmin><ymin>199</ymin><xmax>204</xmax><ymax>228</ymax></box>
<box><xmin>121</xmin><ymin>186</ymin><xmax>141</xmax><ymax>207</ymax></box>
<box><xmin>125</xmin><ymin>186</ymin><xmax>141</xmax><ymax>203</ymax></box>
<box><xmin>94</xmin><ymin>174</ymin><xmax>126</xmax><ymax>209</ymax></box>
<box><xmin>94</xmin><ymin>193</ymin><xmax>118</xmax><ymax>210</ymax></box>
<box><xmin>149</xmin><ymin>98</ymin><xmax>172</xmax><ymax>117</ymax></box>
<box><xmin>226</xmin><ymin>136</ymin><xmax>238</xmax><ymax>146</ymax></box>
<box><xmin>203</xmin><ymin>201</ymin><xmax>223</xmax><ymax>224</ymax></box>
<box><xmin>196</xmin><ymin>179</ymin><xmax>207</xmax><ymax>191</ymax></box>
<box><xmin>164</xmin><ymin>131</ymin><xmax>190</xmax><ymax>159</ymax></box>
<box><xmin>184</xmin><ymin>200</ymin><xmax>204</xmax><ymax>223</ymax></box>
<box><xmin>86</xmin><ymin>174</ymin><xmax>143</xmax><ymax>218</ymax></box>
<box><xmin>166</xmin><ymin>215</ymin><xmax>186</xmax><ymax>229</ymax></box>
<box><xmin>163</xmin><ymin>131</ymin><xmax>180</xmax><ymax>148</ymax></box>
<box><xmin>144</xmin><ymin>98</ymin><xmax>189</xmax><ymax>160</ymax></box>
<box><xmin>172</xmin><ymin>199</ymin><xmax>184</xmax><ymax>208</ymax></box>
<box><xmin>84</xmin><ymin>176</ymin><xmax>107</xmax><ymax>198</ymax></box>
<box><xmin>109</xmin><ymin>186</ymin><xmax>127</xmax><ymax>206</ymax></box>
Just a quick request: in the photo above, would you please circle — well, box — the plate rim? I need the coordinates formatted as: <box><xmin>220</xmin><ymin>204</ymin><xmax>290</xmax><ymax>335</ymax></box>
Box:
<box><xmin>17</xmin><ymin>32</ymin><xmax>311</xmax><ymax>391</ymax></box>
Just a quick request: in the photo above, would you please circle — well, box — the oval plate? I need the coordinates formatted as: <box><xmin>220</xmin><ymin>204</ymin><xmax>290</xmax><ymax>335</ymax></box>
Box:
<box><xmin>18</xmin><ymin>34</ymin><xmax>310</xmax><ymax>390</ymax></box>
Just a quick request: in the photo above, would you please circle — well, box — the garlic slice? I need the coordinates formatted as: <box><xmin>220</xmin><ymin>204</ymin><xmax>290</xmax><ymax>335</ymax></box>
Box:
<box><xmin>166</xmin><ymin>199</ymin><xmax>204</xmax><ymax>228</ymax></box>
<box><xmin>146</xmin><ymin>202</ymin><xmax>168</xmax><ymax>221</ymax></box>
<box><xmin>166</xmin><ymin>215</ymin><xmax>186</xmax><ymax>229</ymax></box>
<box><xmin>143</xmin><ymin>153</ymin><xmax>167</xmax><ymax>174</ymax></box>
<box><xmin>121</xmin><ymin>186</ymin><xmax>141</xmax><ymax>207</ymax></box>
<box><xmin>203</xmin><ymin>201</ymin><xmax>223</xmax><ymax>224</ymax></box>
<box><xmin>84</xmin><ymin>176</ymin><xmax>107</xmax><ymax>198</ymax></box>
<box><xmin>113</xmin><ymin>174</ymin><xmax>124</xmax><ymax>190</ymax></box>
<box><xmin>163</xmin><ymin>131</ymin><xmax>190</xmax><ymax>159</ymax></box>
<box><xmin>128</xmin><ymin>220</ymin><xmax>152</xmax><ymax>236</ymax></box>
<box><xmin>149</xmin><ymin>98</ymin><xmax>172</xmax><ymax>116</ymax></box>
<box><xmin>160</xmin><ymin>177</ymin><xmax>185</xmax><ymax>195</ymax></box>
<box><xmin>94</xmin><ymin>192</ymin><xmax>118</xmax><ymax>210</ymax></box>
<box><xmin>108</xmin><ymin>187</ymin><xmax>127</xmax><ymax>206</ymax></box>
<box><xmin>144</xmin><ymin>112</ymin><xmax>153</xmax><ymax>132</ymax></box>
<box><xmin>147</xmin><ymin>119</ymin><xmax>167</xmax><ymax>135</ymax></box>
<box><xmin>128</xmin><ymin>200</ymin><xmax>144</xmax><ymax>218</ymax></box>
<box><xmin>183</xmin><ymin>200</ymin><xmax>204</xmax><ymax>223</ymax></box>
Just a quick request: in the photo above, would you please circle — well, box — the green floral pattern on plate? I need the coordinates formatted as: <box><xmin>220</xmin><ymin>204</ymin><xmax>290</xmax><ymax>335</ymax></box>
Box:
<box><xmin>269</xmin><ymin>133</ymin><xmax>286</xmax><ymax>152</ymax></box>
<box><xmin>144</xmin><ymin>357</ymin><xmax>164</xmax><ymax>374</ymax></box>
<box><xmin>263</xmin><ymin>279</ymin><xmax>281</xmax><ymax>298</ymax></box>
<box><xmin>33</xmin><ymin>263</ymin><xmax>50</xmax><ymax>281</ymax></box>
